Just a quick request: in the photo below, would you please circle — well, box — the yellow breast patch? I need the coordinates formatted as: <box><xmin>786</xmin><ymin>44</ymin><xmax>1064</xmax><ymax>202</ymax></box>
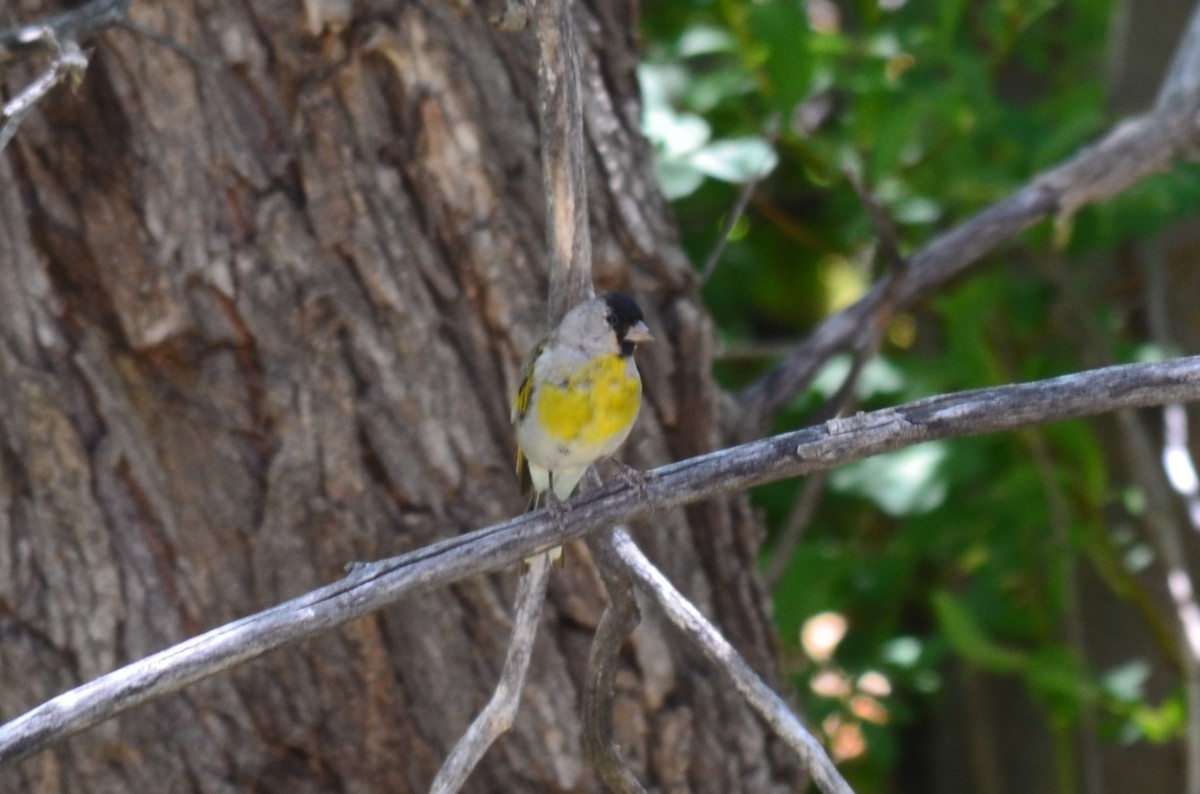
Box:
<box><xmin>536</xmin><ymin>354</ymin><xmax>640</xmax><ymax>446</ymax></box>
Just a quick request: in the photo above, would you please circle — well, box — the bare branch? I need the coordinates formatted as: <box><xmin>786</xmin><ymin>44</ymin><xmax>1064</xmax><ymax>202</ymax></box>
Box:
<box><xmin>810</xmin><ymin>171</ymin><xmax>909</xmax><ymax>427</ymax></box>
<box><xmin>0</xmin><ymin>30</ymin><xmax>87</xmax><ymax>152</ymax></box>
<box><xmin>604</xmin><ymin>529</ymin><xmax>853</xmax><ymax>794</ymax></box>
<box><xmin>0</xmin><ymin>0</ymin><xmax>129</xmax><ymax>64</ymax></box>
<box><xmin>531</xmin><ymin>3</ymin><xmax>648</xmax><ymax>786</ymax></box>
<box><xmin>738</xmin><ymin>2</ymin><xmax>1200</xmax><ymax>434</ymax></box>
<box><xmin>1157</xmin><ymin>1</ymin><xmax>1200</xmax><ymax>111</ymax></box>
<box><xmin>535</xmin><ymin>0</ymin><xmax>592</xmax><ymax>321</ymax></box>
<box><xmin>583</xmin><ymin>531</ymin><xmax>646</xmax><ymax>794</ymax></box>
<box><xmin>764</xmin><ymin>470</ymin><xmax>828</xmax><ymax>589</ymax></box>
<box><xmin>843</xmin><ymin>165</ymin><xmax>906</xmax><ymax>277</ymax></box>
<box><xmin>0</xmin><ymin>0</ymin><xmax>211</xmax><ymax>153</ymax></box>
<box><xmin>2</xmin><ymin>356</ymin><xmax>1200</xmax><ymax>766</ymax></box>
<box><xmin>430</xmin><ymin>553</ymin><xmax>552</xmax><ymax>794</ymax></box>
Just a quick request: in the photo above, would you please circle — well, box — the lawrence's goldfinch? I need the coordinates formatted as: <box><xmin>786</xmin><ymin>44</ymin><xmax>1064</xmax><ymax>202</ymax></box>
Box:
<box><xmin>512</xmin><ymin>292</ymin><xmax>653</xmax><ymax>562</ymax></box>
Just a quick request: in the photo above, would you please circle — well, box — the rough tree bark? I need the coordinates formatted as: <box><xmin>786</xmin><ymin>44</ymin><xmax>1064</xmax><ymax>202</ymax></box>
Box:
<box><xmin>0</xmin><ymin>1</ymin><xmax>798</xmax><ymax>791</ymax></box>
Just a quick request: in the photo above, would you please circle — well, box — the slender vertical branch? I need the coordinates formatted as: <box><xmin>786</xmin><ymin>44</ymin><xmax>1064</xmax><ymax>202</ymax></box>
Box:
<box><xmin>699</xmin><ymin>115</ymin><xmax>780</xmax><ymax>283</ymax></box>
<box><xmin>764</xmin><ymin>470</ymin><xmax>828</xmax><ymax>588</ymax></box>
<box><xmin>533</xmin><ymin>5</ymin><xmax>656</xmax><ymax>790</ymax></box>
<box><xmin>534</xmin><ymin>0</ymin><xmax>593</xmax><ymax>320</ymax></box>
<box><xmin>1156</xmin><ymin>2</ymin><xmax>1200</xmax><ymax>110</ymax></box>
<box><xmin>583</xmin><ymin>530</ymin><xmax>646</xmax><ymax>794</ymax></box>
<box><xmin>430</xmin><ymin>554</ymin><xmax>553</xmax><ymax>794</ymax></box>
<box><xmin>432</xmin><ymin>1</ymin><xmax>596</xmax><ymax>787</ymax></box>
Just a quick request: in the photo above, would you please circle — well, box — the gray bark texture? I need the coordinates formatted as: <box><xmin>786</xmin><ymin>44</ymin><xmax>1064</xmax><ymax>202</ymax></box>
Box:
<box><xmin>0</xmin><ymin>0</ymin><xmax>799</xmax><ymax>791</ymax></box>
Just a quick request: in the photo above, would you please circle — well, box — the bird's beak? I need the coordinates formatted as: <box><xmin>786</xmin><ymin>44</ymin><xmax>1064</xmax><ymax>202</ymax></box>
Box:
<box><xmin>625</xmin><ymin>321</ymin><xmax>653</xmax><ymax>344</ymax></box>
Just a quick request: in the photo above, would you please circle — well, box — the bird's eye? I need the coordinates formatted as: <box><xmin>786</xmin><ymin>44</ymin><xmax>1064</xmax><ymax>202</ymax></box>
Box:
<box><xmin>606</xmin><ymin>313</ymin><xmax>617</xmax><ymax>326</ymax></box>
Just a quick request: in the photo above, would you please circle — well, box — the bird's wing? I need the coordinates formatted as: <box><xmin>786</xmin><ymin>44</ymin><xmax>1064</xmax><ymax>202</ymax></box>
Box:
<box><xmin>512</xmin><ymin>339</ymin><xmax>546</xmax><ymax>492</ymax></box>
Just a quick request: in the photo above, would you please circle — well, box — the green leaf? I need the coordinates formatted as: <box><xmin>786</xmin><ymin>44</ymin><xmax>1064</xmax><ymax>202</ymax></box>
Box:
<box><xmin>830</xmin><ymin>443</ymin><xmax>950</xmax><ymax>516</ymax></box>
<box><xmin>687</xmin><ymin>137</ymin><xmax>778</xmax><ymax>183</ymax></box>
<box><xmin>1101</xmin><ymin>661</ymin><xmax>1151</xmax><ymax>703</ymax></box>
<box><xmin>677</xmin><ymin>25</ymin><xmax>737</xmax><ymax>57</ymax></box>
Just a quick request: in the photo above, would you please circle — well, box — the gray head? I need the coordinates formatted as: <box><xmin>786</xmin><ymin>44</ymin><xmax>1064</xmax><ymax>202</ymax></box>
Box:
<box><xmin>555</xmin><ymin>292</ymin><xmax>653</xmax><ymax>357</ymax></box>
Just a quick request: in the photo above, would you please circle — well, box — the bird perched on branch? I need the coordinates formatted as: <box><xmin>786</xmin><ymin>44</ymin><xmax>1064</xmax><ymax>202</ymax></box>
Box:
<box><xmin>512</xmin><ymin>292</ymin><xmax>653</xmax><ymax>564</ymax></box>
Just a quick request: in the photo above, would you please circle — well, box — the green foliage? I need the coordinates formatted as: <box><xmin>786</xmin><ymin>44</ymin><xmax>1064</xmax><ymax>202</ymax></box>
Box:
<box><xmin>642</xmin><ymin>0</ymin><xmax>1195</xmax><ymax>787</ymax></box>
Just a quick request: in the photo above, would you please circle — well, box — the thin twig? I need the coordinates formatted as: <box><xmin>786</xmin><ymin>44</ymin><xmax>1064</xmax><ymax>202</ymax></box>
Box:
<box><xmin>0</xmin><ymin>30</ymin><xmax>87</xmax><ymax>152</ymax></box>
<box><xmin>714</xmin><ymin>338</ymin><xmax>806</xmax><ymax>362</ymax></box>
<box><xmin>738</xmin><ymin>1</ymin><xmax>1200</xmax><ymax>434</ymax></box>
<box><xmin>605</xmin><ymin>529</ymin><xmax>854</xmax><ymax>794</ymax></box>
<box><xmin>844</xmin><ymin>165</ymin><xmax>905</xmax><ymax>276</ymax></box>
<box><xmin>764</xmin><ymin>470</ymin><xmax>829</xmax><ymax>589</ymax></box>
<box><xmin>430</xmin><ymin>553</ymin><xmax>552</xmax><ymax>793</ymax></box>
<box><xmin>698</xmin><ymin>115</ymin><xmax>781</xmax><ymax>283</ymax></box>
<box><xmin>811</xmin><ymin>171</ymin><xmax>909</xmax><ymax>426</ymax></box>
<box><xmin>0</xmin><ymin>0</ymin><xmax>129</xmax><ymax>64</ymax></box>
<box><xmin>583</xmin><ymin>530</ymin><xmax>646</xmax><ymax>794</ymax></box>
<box><xmin>1157</xmin><ymin>1</ymin><xmax>1200</xmax><ymax>112</ymax></box>
<box><xmin>4</xmin><ymin>356</ymin><xmax>1200</xmax><ymax>765</ymax></box>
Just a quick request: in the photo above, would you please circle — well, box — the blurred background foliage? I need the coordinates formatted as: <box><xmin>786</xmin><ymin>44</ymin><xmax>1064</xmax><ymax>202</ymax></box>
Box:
<box><xmin>639</xmin><ymin>0</ymin><xmax>1200</xmax><ymax>790</ymax></box>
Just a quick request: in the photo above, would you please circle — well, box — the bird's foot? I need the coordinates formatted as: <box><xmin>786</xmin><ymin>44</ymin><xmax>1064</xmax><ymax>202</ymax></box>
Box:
<box><xmin>545</xmin><ymin>488</ymin><xmax>569</xmax><ymax>520</ymax></box>
<box><xmin>605</xmin><ymin>457</ymin><xmax>653</xmax><ymax>499</ymax></box>
<box><xmin>522</xmin><ymin>491</ymin><xmax>567</xmax><ymax>572</ymax></box>
<box><xmin>544</xmin><ymin>490</ymin><xmax>567</xmax><ymax>568</ymax></box>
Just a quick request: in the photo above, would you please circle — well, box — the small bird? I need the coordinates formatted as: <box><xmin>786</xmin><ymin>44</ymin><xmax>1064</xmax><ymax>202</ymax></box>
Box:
<box><xmin>512</xmin><ymin>292</ymin><xmax>653</xmax><ymax>563</ymax></box>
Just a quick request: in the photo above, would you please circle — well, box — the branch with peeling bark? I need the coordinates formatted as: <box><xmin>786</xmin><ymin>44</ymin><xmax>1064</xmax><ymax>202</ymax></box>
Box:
<box><xmin>2</xmin><ymin>356</ymin><xmax>1200</xmax><ymax>774</ymax></box>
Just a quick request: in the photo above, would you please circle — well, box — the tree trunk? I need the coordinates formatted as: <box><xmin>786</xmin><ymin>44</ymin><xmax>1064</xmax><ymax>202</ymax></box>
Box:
<box><xmin>0</xmin><ymin>1</ymin><xmax>799</xmax><ymax>791</ymax></box>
